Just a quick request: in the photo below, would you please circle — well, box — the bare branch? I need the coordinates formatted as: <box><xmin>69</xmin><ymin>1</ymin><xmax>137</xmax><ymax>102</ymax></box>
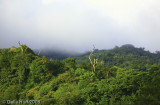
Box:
<box><xmin>89</xmin><ymin>45</ymin><xmax>98</xmax><ymax>73</ymax></box>
<box><xmin>38</xmin><ymin>49</ymin><xmax>41</xmax><ymax>56</ymax></box>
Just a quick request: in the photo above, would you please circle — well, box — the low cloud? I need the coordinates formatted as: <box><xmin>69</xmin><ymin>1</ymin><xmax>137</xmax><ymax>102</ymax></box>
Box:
<box><xmin>0</xmin><ymin>0</ymin><xmax>160</xmax><ymax>52</ymax></box>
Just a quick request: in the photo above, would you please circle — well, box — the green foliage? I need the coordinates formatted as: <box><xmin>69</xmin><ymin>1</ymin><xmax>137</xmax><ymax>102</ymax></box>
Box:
<box><xmin>63</xmin><ymin>57</ymin><xmax>76</xmax><ymax>69</ymax></box>
<box><xmin>0</xmin><ymin>44</ymin><xmax>160</xmax><ymax>105</ymax></box>
<box><xmin>3</xmin><ymin>85</ymin><xmax>21</xmax><ymax>100</ymax></box>
<box><xmin>50</xmin><ymin>59</ymin><xmax>65</xmax><ymax>75</ymax></box>
<box><xmin>75</xmin><ymin>44</ymin><xmax>159</xmax><ymax>70</ymax></box>
<box><xmin>26</xmin><ymin>86</ymin><xmax>39</xmax><ymax>99</ymax></box>
<box><xmin>53</xmin><ymin>83</ymin><xmax>83</xmax><ymax>105</ymax></box>
<box><xmin>135</xmin><ymin>64</ymin><xmax>160</xmax><ymax>105</ymax></box>
<box><xmin>28</xmin><ymin>56</ymin><xmax>53</xmax><ymax>86</ymax></box>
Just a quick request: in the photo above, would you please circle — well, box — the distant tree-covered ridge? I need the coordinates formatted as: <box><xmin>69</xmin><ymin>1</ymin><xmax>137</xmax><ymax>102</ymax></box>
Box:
<box><xmin>75</xmin><ymin>44</ymin><xmax>160</xmax><ymax>70</ymax></box>
<box><xmin>0</xmin><ymin>44</ymin><xmax>160</xmax><ymax>105</ymax></box>
<box><xmin>33</xmin><ymin>49</ymin><xmax>81</xmax><ymax>60</ymax></box>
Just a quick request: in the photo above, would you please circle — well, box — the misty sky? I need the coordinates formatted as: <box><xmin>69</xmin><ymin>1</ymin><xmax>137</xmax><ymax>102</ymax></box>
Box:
<box><xmin>0</xmin><ymin>0</ymin><xmax>160</xmax><ymax>53</ymax></box>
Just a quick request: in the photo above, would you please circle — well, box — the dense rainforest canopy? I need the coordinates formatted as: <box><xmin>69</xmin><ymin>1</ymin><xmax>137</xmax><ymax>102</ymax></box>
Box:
<box><xmin>0</xmin><ymin>44</ymin><xmax>160</xmax><ymax>105</ymax></box>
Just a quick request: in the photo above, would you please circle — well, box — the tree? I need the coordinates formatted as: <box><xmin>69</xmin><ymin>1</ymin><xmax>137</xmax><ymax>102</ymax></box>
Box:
<box><xmin>29</xmin><ymin>56</ymin><xmax>50</xmax><ymax>84</ymax></box>
<box><xmin>3</xmin><ymin>85</ymin><xmax>21</xmax><ymax>100</ymax></box>
<box><xmin>89</xmin><ymin>45</ymin><xmax>98</xmax><ymax>73</ymax></box>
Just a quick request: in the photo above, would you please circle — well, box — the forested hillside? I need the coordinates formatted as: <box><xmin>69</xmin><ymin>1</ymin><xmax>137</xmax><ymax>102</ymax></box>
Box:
<box><xmin>0</xmin><ymin>44</ymin><xmax>160</xmax><ymax>105</ymax></box>
<box><xmin>75</xmin><ymin>44</ymin><xmax>160</xmax><ymax>70</ymax></box>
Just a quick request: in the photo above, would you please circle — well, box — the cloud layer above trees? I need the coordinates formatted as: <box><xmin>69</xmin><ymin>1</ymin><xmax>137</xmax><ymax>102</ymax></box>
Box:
<box><xmin>0</xmin><ymin>0</ymin><xmax>160</xmax><ymax>52</ymax></box>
